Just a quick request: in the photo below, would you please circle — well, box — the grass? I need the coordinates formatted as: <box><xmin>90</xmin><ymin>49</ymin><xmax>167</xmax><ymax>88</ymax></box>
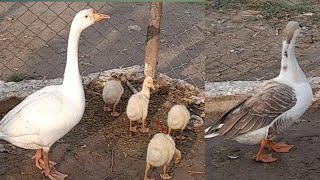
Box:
<box><xmin>209</xmin><ymin>0</ymin><xmax>258</xmax><ymax>10</ymax></box>
<box><xmin>312</xmin><ymin>14</ymin><xmax>320</xmax><ymax>22</ymax></box>
<box><xmin>260</xmin><ymin>0</ymin><xmax>313</xmax><ymax>19</ymax></box>
<box><xmin>186</xmin><ymin>0</ymin><xmax>205</xmax><ymax>4</ymax></box>
<box><xmin>209</xmin><ymin>0</ymin><xmax>316</xmax><ymax>20</ymax></box>
<box><xmin>7</xmin><ymin>73</ymin><xmax>35</xmax><ymax>82</ymax></box>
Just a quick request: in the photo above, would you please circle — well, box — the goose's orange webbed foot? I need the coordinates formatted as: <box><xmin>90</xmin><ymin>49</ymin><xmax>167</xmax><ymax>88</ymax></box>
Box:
<box><xmin>32</xmin><ymin>149</ymin><xmax>44</xmax><ymax>170</ymax></box>
<box><xmin>45</xmin><ymin>169</ymin><xmax>68</xmax><ymax>180</ymax></box>
<box><xmin>42</xmin><ymin>151</ymin><xmax>67</xmax><ymax>180</ymax></box>
<box><xmin>268</xmin><ymin>142</ymin><xmax>295</xmax><ymax>153</ymax></box>
<box><xmin>252</xmin><ymin>138</ymin><xmax>278</xmax><ymax>163</ymax></box>
<box><xmin>253</xmin><ymin>153</ymin><xmax>278</xmax><ymax>163</ymax></box>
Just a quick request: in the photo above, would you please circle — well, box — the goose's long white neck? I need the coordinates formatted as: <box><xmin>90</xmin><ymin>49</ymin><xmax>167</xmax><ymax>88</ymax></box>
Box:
<box><xmin>276</xmin><ymin>36</ymin><xmax>307</xmax><ymax>84</ymax></box>
<box><xmin>61</xmin><ymin>24</ymin><xmax>83</xmax><ymax>95</ymax></box>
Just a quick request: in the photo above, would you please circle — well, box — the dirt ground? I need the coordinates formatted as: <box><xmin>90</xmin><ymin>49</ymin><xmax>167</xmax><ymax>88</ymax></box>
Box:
<box><xmin>205</xmin><ymin>108</ymin><xmax>320</xmax><ymax>180</ymax></box>
<box><xmin>0</xmin><ymin>79</ymin><xmax>204</xmax><ymax>180</ymax></box>
<box><xmin>205</xmin><ymin>0</ymin><xmax>320</xmax><ymax>82</ymax></box>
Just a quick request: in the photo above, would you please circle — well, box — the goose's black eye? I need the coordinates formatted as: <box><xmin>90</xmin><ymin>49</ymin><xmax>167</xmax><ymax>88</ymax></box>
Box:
<box><xmin>299</xmin><ymin>24</ymin><xmax>302</xmax><ymax>28</ymax></box>
<box><xmin>85</xmin><ymin>15</ymin><xmax>88</xmax><ymax>18</ymax></box>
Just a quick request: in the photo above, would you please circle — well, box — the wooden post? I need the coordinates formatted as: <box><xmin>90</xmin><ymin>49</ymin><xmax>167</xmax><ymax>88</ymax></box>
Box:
<box><xmin>144</xmin><ymin>2</ymin><xmax>162</xmax><ymax>79</ymax></box>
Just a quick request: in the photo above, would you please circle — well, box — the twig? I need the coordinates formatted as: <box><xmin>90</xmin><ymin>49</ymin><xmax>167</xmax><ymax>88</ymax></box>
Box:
<box><xmin>103</xmin><ymin>145</ymin><xmax>114</xmax><ymax>180</ymax></box>
<box><xmin>121</xmin><ymin>76</ymin><xmax>138</xmax><ymax>94</ymax></box>
<box><xmin>187</xmin><ymin>170</ymin><xmax>205</xmax><ymax>174</ymax></box>
<box><xmin>33</xmin><ymin>74</ymin><xmax>47</xmax><ymax>88</ymax></box>
<box><xmin>86</xmin><ymin>89</ymin><xmax>101</xmax><ymax>96</ymax></box>
<box><xmin>84</xmin><ymin>70</ymin><xmax>103</xmax><ymax>89</ymax></box>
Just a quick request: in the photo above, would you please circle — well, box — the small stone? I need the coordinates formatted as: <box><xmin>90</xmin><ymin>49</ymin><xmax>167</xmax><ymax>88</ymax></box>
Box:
<box><xmin>128</xmin><ymin>25</ymin><xmax>141</xmax><ymax>32</ymax></box>
<box><xmin>228</xmin><ymin>155</ymin><xmax>239</xmax><ymax>159</ymax></box>
<box><xmin>0</xmin><ymin>144</ymin><xmax>8</xmax><ymax>152</ymax></box>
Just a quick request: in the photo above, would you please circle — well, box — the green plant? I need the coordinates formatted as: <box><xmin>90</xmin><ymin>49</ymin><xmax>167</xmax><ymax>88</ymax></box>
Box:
<box><xmin>8</xmin><ymin>73</ymin><xmax>34</xmax><ymax>82</ymax></box>
<box><xmin>259</xmin><ymin>1</ymin><xmax>291</xmax><ymax>19</ymax></box>
<box><xmin>208</xmin><ymin>0</ymin><xmax>316</xmax><ymax>20</ymax></box>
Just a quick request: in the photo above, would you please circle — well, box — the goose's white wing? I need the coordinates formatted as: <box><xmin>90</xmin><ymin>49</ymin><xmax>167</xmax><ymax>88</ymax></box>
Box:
<box><xmin>0</xmin><ymin>85</ymin><xmax>63</xmax><ymax>138</ymax></box>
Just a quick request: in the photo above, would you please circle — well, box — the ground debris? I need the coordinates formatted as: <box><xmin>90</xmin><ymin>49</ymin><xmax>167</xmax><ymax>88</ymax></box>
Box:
<box><xmin>227</xmin><ymin>155</ymin><xmax>239</xmax><ymax>159</ymax></box>
<box><xmin>239</xmin><ymin>10</ymin><xmax>261</xmax><ymax>17</ymax></box>
<box><xmin>0</xmin><ymin>144</ymin><xmax>8</xmax><ymax>153</ymax></box>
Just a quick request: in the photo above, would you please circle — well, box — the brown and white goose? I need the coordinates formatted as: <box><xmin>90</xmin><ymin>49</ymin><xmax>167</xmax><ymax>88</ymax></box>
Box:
<box><xmin>205</xmin><ymin>21</ymin><xmax>313</xmax><ymax>163</ymax></box>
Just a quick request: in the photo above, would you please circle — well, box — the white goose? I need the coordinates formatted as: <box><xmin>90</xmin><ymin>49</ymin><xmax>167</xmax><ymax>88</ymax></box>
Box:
<box><xmin>205</xmin><ymin>21</ymin><xmax>313</xmax><ymax>163</ymax></box>
<box><xmin>0</xmin><ymin>9</ymin><xmax>109</xmax><ymax>179</ymax></box>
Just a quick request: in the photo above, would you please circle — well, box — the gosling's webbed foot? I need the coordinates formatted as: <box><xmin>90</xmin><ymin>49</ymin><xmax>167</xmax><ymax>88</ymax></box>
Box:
<box><xmin>111</xmin><ymin>111</ymin><xmax>121</xmax><ymax>117</ymax></box>
<box><xmin>160</xmin><ymin>173</ymin><xmax>172</xmax><ymax>180</ymax></box>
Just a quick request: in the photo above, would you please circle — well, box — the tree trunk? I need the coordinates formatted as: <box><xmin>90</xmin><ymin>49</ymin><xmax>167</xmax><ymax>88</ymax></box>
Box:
<box><xmin>144</xmin><ymin>2</ymin><xmax>162</xmax><ymax>78</ymax></box>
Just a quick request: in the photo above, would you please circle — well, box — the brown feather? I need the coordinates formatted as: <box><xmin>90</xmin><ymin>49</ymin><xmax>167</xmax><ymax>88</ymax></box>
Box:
<box><xmin>217</xmin><ymin>80</ymin><xmax>297</xmax><ymax>140</ymax></box>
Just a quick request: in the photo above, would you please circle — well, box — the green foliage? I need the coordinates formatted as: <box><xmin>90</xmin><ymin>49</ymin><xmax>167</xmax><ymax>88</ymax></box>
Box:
<box><xmin>209</xmin><ymin>0</ymin><xmax>316</xmax><ymax>20</ymax></box>
<box><xmin>8</xmin><ymin>74</ymin><xmax>34</xmax><ymax>82</ymax></box>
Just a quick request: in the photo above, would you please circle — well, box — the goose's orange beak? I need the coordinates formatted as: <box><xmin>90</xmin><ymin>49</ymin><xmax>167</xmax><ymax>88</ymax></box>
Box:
<box><xmin>92</xmin><ymin>9</ymin><xmax>110</xmax><ymax>22</ymax></box>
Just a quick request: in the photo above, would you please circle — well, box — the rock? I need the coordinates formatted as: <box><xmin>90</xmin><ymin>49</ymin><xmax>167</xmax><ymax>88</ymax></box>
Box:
<box><xmin>0</xmin><ymin>144</ymin><xmax>8</xmax><ymax>152</ymax></box>
<box><xmin>128</xmin><ymin>25</ymin><xmax>141</xmax><ymax>32</ymax></box>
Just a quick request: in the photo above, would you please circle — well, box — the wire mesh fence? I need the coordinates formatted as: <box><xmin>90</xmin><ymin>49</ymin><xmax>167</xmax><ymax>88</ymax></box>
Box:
<box><xmin>206</xmin><ymin>0</ymin><xmax>320</xmax><ymax>83</ymax></box>
<box><xmin>0</xmin><ymin>2</ymin><xmax>204</xmax><ymax>88</ymax></box>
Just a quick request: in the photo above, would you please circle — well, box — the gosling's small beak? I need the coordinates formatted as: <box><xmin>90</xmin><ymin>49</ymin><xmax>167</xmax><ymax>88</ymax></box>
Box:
<box><xmin>151</xmin><ymin>85</ymin><xmax>156</xmax><ymax>90</ymax></box>
<box><xmin>93</xmin><ymin>11</ymin><xmax>110</xmax><ymax>23</ymax></box>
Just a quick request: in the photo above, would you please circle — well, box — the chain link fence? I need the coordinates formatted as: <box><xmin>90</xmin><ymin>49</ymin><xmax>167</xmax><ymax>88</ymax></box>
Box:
<box><xmin>206</xmin><ymin>0</ymin><xmax>320</xmax><ymax>83</ymax></box>
<box><xmin>0</xmin><ymin>2</ymin><xmax>204</xmax><ymax>88</ymax></box>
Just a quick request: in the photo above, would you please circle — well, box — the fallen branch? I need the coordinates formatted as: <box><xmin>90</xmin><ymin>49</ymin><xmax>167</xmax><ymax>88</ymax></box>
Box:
<box><xmin>121</xmin><ymin>76</ymin><xmax>138</xmax><ymax>94</ymax></box>
<box><xmin>103</xmin><ymin>145</ymin><xmax>114</xmax><ymax>180</ymax></box>
<box><xmin>188</xmin><ymin>170</ymin><xmax>205</xmax><ymax>174</ymax></box>
<box><xmin>85</xmin><ymin>89</ymin><xmax>100</xmax><ymax>96</ymax></box>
